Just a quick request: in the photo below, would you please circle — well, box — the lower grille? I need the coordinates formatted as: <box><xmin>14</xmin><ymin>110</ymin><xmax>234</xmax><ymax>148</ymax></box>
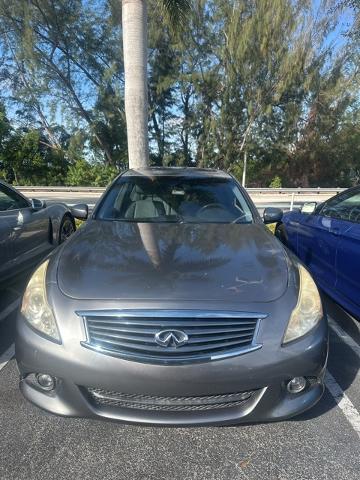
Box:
<box><xmin>78</xmin><ymin>309</ymin><xmax>266</xmax><ymax>364</ymax></box>
<box><xmin>87</xmin><ymin>387</ymin><xmax>257</xmax><ymax>412</ymax></box>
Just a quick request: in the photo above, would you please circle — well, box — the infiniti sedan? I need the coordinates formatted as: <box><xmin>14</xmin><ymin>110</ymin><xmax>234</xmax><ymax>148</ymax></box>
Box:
<box><xmin>16</xmin><ymin>168</ymin><xmax>328</xmax><ymax>426</ymax></box>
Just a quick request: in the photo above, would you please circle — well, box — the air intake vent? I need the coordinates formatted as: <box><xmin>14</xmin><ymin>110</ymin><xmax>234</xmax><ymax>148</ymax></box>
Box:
<box><xmin>87</xmin><ymin>387</ymin><xmax>258</xmax><ymax>412</ymax></box>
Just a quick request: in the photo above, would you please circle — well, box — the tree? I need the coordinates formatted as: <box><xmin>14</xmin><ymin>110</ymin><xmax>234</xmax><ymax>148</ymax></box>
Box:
<box><xmin>1</xmin><ymin>128</ymin><xmax>69</xmax><ymax>185</ymax></box>
<box><xmin>0</xmin><ymin>0</ymin><xmax>126</xmax><ymax>165</ymax></box>
<box><xmin>336</xmin><ymin>1</ymin><xmax>359</xmax><ymax>38</ymax></box>
<box><xmin>122</xmin><ymin>0</ymin><xmax>190</xmax><ymax>168</ymax></box>
<box><xmin>66</xmin><ymin>158</ymin><xmax>118</xmax><ymax>186</ymax></box>
<box><xmin>0</xmin><ymin>103</ymin><xmax>12</xmax><ymax>179</ymax></box>
<box><xmin>0</xmin><ymin>1</ymin><xmax>359</xmax><ymax>185</ymax></box>
<box><xmin>148</xmin><ymin>10</ymin><xmax>180</xmax><ymax>164</ymax></box>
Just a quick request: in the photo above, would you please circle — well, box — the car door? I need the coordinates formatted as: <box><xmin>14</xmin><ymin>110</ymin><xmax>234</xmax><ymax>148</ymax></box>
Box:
<box><xmin>281</xmin><ymin>210</ymin><xmax>303</xmax><ymax>254</ymax></box>
<box><xmin>296</xmin><ymin>205</ymin><xmax>339</xmax><ymax>291</ymax></box>
<box><xmin>0</xmin><ymin>184</ymin><xmax>50</xmax><ymax>271</ymax></box>
<box><xmin>0</xmin><ymin>187</ymin><xmax>19</xmax><ymax>279</ymax></box>
<box><xmin>325</xmin><ymin>188</ymin><xmax>360</xmax><ymax>314</ymax></box>
<box><xmin>14</xmin><ymin>203</ymin><xmax>50</xmax><ymax>263</ymax></box>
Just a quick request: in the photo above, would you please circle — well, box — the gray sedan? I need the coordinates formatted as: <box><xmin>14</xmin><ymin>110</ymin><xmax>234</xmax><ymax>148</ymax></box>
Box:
<box><xmin>0</xmin><ymin>180</ymin><xmax>76</xmax><ymax>283</ymax></box>
<box><xmin>16</xmin><ymin>168</ymin><xmax>328</xmax><ymax>426</ymax></box>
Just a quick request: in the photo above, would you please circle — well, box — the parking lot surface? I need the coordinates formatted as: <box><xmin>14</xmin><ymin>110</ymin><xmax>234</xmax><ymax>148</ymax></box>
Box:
<box><xmin>0</xmin><ymin>273</ymin><xmax>359</xmax><ymax>480</ymax></box>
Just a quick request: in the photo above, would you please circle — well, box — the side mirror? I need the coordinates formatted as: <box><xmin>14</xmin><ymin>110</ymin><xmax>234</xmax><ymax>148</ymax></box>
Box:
<box><xmin>263</xmin><ymin>207</ymin><xmax>283</xmax><ymax>224</ymax></box>
<box><xmin>71</xmin><ymin>203</ymin><xmax>88</xmax><ymax>220</ymax></box>
<box><xmin>301</xmin><ymin>202</ymin><xmax>317</xmax><ymax>215</ymax></box>
<box><xmin>31</xmin><ymin>198</ymin><xmax>46</xmax><ymax>211</ymax></box>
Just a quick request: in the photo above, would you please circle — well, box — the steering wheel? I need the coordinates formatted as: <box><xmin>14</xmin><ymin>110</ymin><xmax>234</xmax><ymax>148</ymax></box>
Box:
<box><xmin>348</xmin><ymin>206</ymin><xmax>360</xmax><ymax>223</ymax></box>
<box><xmin>197</xmin><ymin>203</ymin><xmax>226</xmax><ymax>216</ymax></box>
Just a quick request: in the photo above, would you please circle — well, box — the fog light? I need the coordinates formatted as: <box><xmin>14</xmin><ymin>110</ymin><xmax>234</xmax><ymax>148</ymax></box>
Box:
<box><xmin>36</xmin><ymin>373</ymin><xmax>55</xmax><ymax>391</ymax></box>
<box><xmin>287</xmin><ymin>376</ymin><xmax>307</xmax><ymax>394</ymax></box>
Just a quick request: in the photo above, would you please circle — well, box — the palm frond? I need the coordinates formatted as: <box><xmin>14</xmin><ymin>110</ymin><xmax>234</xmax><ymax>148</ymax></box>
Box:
<box><xmin>158</xmin><ymin>0</ymin><xmax>191</xmax><ymax>30</ymax></box>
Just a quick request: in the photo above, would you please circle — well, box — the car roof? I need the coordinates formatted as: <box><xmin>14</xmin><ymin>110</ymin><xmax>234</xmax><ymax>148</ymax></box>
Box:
<box><xmin>121</xmin><ymin>167</ymin><xmax>232</xmax><ymax>179</ymax></box>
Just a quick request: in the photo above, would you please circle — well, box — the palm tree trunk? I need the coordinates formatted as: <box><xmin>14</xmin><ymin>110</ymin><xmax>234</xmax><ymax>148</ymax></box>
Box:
<box><xmin>122</xmin><ymin>0</ymin><xmax>149</xmax><ymax>169</ymax></box>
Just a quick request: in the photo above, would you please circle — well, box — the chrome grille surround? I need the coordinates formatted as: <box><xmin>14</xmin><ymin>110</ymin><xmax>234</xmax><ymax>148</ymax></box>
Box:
<box><xmin>78</xmin><ymin>310</ymin><xmax>267</xmax><ymax>365</ymax></box>
<box><xmin>87</xmin><ymin>387</ymin><xmax>258</xmax><ymax>412</ymax></box>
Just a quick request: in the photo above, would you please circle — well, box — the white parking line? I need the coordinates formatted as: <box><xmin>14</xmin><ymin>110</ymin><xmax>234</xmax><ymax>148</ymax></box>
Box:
<box><xmin>326</xmin><ymin>319</ymin><xmax>360</xmax><ymax>439</ymax></box>
<box><xmin>328</xmin><ymin>318</ymin><xmax>360</xmax><ymax>357</ymax></box>
<box><xmin>0</xmin><ymin>343</ymin><xmax>15</xmax><ymax>372</ymax></box>
<box><xmin>325</xmin><ymin>371</ymin><xmax>360</xmax><ymax>439</ymax></box>
<box><xmin>0</xmin><ymin>298</ymin><xmax>21</xmax><ymax>324</ymax></box>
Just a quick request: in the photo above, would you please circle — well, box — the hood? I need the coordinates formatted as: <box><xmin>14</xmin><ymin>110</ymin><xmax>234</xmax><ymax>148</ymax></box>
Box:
<box><xmin>57</xmin><ymin>220</ymin><xmax>289</xmax><ymax>303</ymax></box>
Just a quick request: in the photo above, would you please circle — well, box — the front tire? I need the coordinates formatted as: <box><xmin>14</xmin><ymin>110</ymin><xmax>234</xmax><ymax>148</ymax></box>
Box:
<box><xmin>59</xmin><ymin>215</ymin><xmax>76</xmax><ymax>244</ymax></box>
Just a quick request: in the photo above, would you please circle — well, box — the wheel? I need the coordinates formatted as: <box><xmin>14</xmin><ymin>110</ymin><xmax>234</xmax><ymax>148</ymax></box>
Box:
<box><xmin>59</xmin><ymin>215</ymin><xmax>76</xmax><ymax>244</ymax></box>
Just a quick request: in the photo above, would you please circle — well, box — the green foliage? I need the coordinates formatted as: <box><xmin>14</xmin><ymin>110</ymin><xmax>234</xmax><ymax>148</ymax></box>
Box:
<box><xmin>66</xmin><ymin>159</ymin><xmax>118</xmax><ymax>187</ymax></box>
<box><xmin>0</xmin><ymin>103</ymin><xmax>11</xmax><ymax>142</ymax></box>
<box><xmin>159</xmin><ymin>0</ymin><xmax>192</xmax><ymax>29</ymax></box>
<box><xmin>0</xmin><ymin>106</ymin><xmax>68</xmax><ymax>185</ymax></box>
<box><xmin>269</xmin><ymin>176</ymin><xmax>282</xmax><ymax>189</ymax></box>
<box><xmin>0</xmin><ymin>102</ymin><xmax>118</xmax><ymax>187</ymax></box>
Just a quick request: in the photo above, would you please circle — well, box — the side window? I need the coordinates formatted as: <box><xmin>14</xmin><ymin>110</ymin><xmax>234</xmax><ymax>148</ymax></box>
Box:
<box><xmin>98</xmin><ymin>182</ymin><xmax>130</xmax><ymax>219</ymax></box>
<box><xmin>0</xmin><ymin>186</ymin><xmax>29</xmax><ymax>212</ymax></box>
<box><xmin>321</xmin><ymin>190</ymin><xmax>360</xmax><ymax>224</ymax></box>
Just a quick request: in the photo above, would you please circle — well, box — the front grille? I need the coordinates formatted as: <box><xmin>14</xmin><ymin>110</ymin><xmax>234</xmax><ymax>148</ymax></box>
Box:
<box><xmin>87</xmin><ymin>387</ymin><xmax>257</xmax><ymax>412</ymax></box>
<box><xmin>79</xmin><ymin>310</ymin><xmax>266</xmax><ymax>364</ymax></box>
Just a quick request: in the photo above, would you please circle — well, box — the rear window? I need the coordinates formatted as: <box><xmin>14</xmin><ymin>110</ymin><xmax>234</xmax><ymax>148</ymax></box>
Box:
<box><xmin>95</xmin><ymin>176</ymin><xmax>253</xmax><ymax>224</ymax></box>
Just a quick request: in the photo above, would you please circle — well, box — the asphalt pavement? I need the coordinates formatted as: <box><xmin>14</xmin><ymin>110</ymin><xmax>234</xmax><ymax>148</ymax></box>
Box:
<box><xmin>0</xmin><ymin>274</ymin><xmax>359</xmax><ymax>479</ymax></box>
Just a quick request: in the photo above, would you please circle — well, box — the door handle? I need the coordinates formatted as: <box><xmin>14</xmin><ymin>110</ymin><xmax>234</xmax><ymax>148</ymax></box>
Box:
<box><xmin>13</xmin><ymin>226</ymin><xmax>22</xmax><ymax>231</ymax></box>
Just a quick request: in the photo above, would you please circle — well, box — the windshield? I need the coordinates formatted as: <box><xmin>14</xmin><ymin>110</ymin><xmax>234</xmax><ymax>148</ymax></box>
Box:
<box><xmin>95</xmin><ymin>176</ymin><xmax>253</xmax><ymax>224</ymax></box>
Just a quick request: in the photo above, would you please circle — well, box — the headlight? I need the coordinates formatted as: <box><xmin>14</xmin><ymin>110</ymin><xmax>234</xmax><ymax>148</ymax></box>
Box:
<box><xmin>21</xmin><ymin>260</ymin><xmax>60</xmax><ymax>342</ymax></box>
<box><xmin>283</xmin><ymin>265</ymin><xmax>323</xmax><ymax>343</ymax></box>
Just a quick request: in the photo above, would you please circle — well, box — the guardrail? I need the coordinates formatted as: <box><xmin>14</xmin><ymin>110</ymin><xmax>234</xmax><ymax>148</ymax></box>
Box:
<box><xmin>16</xmin><ymin>186</ymin><xmax>346</xmax><ymax>194</ymax></box>
<box><xmin>246</xmin><ymin>187</ymin><xmax>345</xmax><ymax>194</ymax></box>
<box><xmin>16</xmin><ymin>185</ymin><xmax>347</xmax><ymax>212</ymax></box>
<box><xmin>17</xmin><ymin>186</ymin><xmax>105</xmax><ymax>193</ymax></box>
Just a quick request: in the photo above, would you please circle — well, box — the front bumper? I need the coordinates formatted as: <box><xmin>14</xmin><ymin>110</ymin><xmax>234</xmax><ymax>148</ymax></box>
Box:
<box><xmin>16</xmin><ymin>314</ymin><xmax>328</xmax><ymax>426</ymax></box>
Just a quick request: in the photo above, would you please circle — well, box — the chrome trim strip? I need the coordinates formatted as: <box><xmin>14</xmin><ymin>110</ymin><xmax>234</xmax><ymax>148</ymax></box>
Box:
<box><xmin>211</xmin><ymin>317</ymin><xmax>263</xmax><ymax>360</ymax></box>
<box><xmin>80</xmin><ymin>340</ymin><xmax>262</xmax><ymax>365</ymax></box>
<box><xmin>82</xmin><ymin>314</ymin><xmax>90</xmax><ymax>344</ymax></box>
<box><xmin>76</xmin><ymin>309</ymin><xmax>268</xmax><ymax>319</ymax></box>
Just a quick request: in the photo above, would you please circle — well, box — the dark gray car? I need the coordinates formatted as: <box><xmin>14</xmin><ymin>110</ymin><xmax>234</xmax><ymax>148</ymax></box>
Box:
<box><xmin>0</xmin><ymin>180</ymin><xmax>76</xmax><ymax>284</ymax></box>
<box><xmin>16</xmin><ymin>168</ymin><xmax>328</xmax><ymax>425</ymax></box>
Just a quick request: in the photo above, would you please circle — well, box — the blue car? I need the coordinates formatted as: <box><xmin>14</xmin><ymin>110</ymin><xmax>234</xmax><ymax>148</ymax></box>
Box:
<box><xmin>276</xmin><ymin>186</ymin><xmax>360</xmax><ymax>320</ymax></box>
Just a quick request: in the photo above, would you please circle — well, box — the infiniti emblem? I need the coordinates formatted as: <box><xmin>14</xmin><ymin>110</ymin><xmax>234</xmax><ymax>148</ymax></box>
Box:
<box><xmin>154</xmin><ymin>330</ymin><xmax>189</xmax><ymax>348</ymax></box>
